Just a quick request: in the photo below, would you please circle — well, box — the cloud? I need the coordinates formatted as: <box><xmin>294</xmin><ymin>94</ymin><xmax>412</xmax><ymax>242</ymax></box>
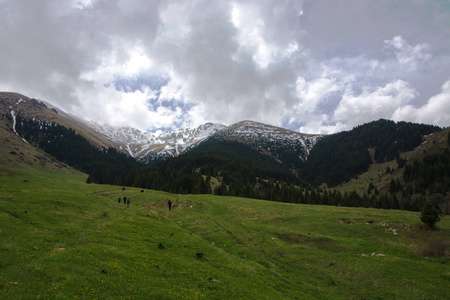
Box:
<box><xmin>294</xmin><ymin>77</ymin><xmax>340</xmax><ymax>113</ymax></box>
<box><xmin>0</xmin><ymin>0</ymin><xmax>449</xmax><ymax>135</ymax></box>
<box><xmin>384</xmin><ymin>35</ymin><xmax>431</xmax><ymax>70</ymax></box>
<box><xmin>152</xmin><ymin>0</ymin><xmax>305</xmax><ymax>127</ymax></box>
<box><xmin>334</xmin><ymin>80</ymin><xmax>417</xmax><ymax>128</ymax></box>
<box><xmin>393</xmin><ymin>80</ymin><xmax>450</xmax><ymax>127</ymax></box>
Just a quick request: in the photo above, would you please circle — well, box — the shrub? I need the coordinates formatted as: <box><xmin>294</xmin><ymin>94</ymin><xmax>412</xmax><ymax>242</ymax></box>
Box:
<box><xmin>420</xmin><ymin>199</ymin><xmax>441</xmax><ymax>228</ymax></box>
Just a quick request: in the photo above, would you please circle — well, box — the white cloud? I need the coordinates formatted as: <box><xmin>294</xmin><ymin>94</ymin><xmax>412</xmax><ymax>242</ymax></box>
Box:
<box><xmin>393</xmin><ymin>80</ymin><xmax>450</xmax><ymax>127</ymax></box>
<box><xmin>294</xmin><ymin>77</ymin><xmax>340</xmax><ymax>112</ymax></box>
<box><xmin>334</xmin><ymin>80</ymin><xmax>417</xmax><ymax>128</ymax></box>
<box><xmin>300</xmin><ymin>122</ymin><xmax>347</xmax><ymax>135</ymax></box>
<box><xmin>231</xmin><ymin>1</ymin><xmax>302</xmax><ymax>68</ymax></box>
<box><xmin>384</xmin><ymin>35</ymin><xmax>431</xmax><ymax>70</ymax></box>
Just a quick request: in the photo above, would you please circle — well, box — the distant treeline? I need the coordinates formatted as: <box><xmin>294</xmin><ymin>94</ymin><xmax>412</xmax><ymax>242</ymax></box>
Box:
<box><xmin>13</xmin><ymin>113</ymin><xmax>140</xmax><ymax>184</ymax></box>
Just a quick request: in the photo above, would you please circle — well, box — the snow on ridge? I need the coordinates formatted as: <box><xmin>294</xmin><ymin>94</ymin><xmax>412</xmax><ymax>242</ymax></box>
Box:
<box><xmin>86</xmin><ymin>121</ymin><xmax>227</xmax><ymax>159</ymax></box>
<box><xmin>85</xmin><ymin>119</ymin><xmax>322</xmax><ymax>162</ymax></box>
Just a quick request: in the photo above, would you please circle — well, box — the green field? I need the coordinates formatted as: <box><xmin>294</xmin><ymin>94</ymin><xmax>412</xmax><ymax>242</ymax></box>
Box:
<box><xmin>0</xmin><ymin>164</ymin><xmax>449</xmax><ymax>299</ymax></box>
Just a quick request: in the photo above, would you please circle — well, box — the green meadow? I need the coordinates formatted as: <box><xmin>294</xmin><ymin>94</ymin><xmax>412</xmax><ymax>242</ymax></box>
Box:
<box><xmin>0</xmin><ymin>164</ymin><xmax>449</xmax><ymax>299</ymax></box>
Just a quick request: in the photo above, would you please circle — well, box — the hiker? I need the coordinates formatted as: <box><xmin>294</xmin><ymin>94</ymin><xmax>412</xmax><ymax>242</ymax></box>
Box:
<box><xmin>168</xmin><ymin>199</ymin><xmax>172</xmax><ymax>211</ymax></box>
<box><xmin>123</xmin><ymin>197</ymin><xmax>127</xmax><ymax>206</ymax></box>
<box><xmin>118</xmin><ymin>197</ymin><xmax>121</xmax><ymax>203</ymax></box>
<box><xmin>127</xmin><ymin>198</ymin><xmax>130</xmax><ymax>208</ymax></box>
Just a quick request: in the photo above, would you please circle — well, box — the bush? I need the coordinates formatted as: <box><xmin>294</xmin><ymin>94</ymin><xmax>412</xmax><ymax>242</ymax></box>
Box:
<box><xmin>420</xmin><ymin>199</ymin><xmax>441</xmax><ymax>228</ymax></box>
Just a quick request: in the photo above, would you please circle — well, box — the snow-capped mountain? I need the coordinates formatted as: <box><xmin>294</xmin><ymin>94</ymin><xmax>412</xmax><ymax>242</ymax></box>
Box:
<box><xmin>87</xmin><ymin>121</ymin><xmax>226</xmax><ymax>163</ymax></box>
<box><xmin>1</xmin><ymin>91</ymin><xmax>322</xmax><ymax>167</ymax></box>
<box><xmin>86</xmin><ymin>119</ymin><xmax>322</xmax><ymax>165</ymax></box>
<box><xmin>212</xmin><ymin>120</ymin><xmax>323</xmax><ymax>167</ymax></box>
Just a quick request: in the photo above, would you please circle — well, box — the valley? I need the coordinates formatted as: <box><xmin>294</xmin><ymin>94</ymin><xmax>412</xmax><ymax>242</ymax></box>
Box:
<box><xmin>0</xmin><ymin>163</ymin><xmax>448</xmax><ymax>299</ymax></box>
<box><xmin>0</xmin><ymin>92</ymin><xmax>449</xmax><ymax>299</ymax></box>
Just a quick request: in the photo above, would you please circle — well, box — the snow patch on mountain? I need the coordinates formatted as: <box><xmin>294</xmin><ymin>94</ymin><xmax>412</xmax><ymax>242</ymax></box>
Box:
<box><xmin>87</xmin><ymin>121</ymin><xmax>226</xmax><ymax>161</ymax></box>
<box><xmin>217</xmin><ymin>120</ymin><xmax>323</xmax><ymax>161</ymax></box>
<box><xmin>85</xmin><ymin>119</ymin><xmax>323</xmax><ymax>165</ymax></box>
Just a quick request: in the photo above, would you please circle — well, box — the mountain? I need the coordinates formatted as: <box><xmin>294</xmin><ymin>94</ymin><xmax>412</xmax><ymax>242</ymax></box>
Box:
<box><xmin>1</xmin><ymin>91</ymin><xmax>323</xmax><ymax>171</ymax></box>
<box><xmin>87</xmin><ymin>121</ymin><xmax>226</xmax><ymax>163</ymax></box>
<box><xmin>2</xmin><ymin>91</ymin><xmax>448</xmax><ymax>212</ymax></box>
<box><xmin>212</xmin><ymin>120</ymin><xmax>322</xmax><ymax>170</ymax></box>
<box><xmin>0</xmin><ymin>92</ymin><xmax>116</xmax><ymax>150</ymax></box>
<box><xmin>0</xmin><ymin>92</ymin><xmax>140</xmax><ymax>182</ymax></box>
<box><xmin>86</xmin><ymin>120</ymin><xmax>323</xmax><ymax>166</ymax></box>
<box><xmin>302</xmin><ymin>119</ymin><xmax>442</xmax><ymax>187</ymax></box>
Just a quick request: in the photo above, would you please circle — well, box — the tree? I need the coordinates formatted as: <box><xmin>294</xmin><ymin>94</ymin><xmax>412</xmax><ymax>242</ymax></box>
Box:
<box><xmin>420</xmin><ymin>199</ymin><xmax>441</xmax><ymax>228</ymax></box>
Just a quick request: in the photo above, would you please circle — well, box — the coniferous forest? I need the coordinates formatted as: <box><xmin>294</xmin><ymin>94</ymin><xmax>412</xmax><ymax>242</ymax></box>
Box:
<box><xmin>11</xmin><ymin>112</ymin><xmax>449</xmax><ymax>213</ymax></box>
<box><xmin>301</xmin><ymin>119</ymin><xmax>441</xmax><ymax>186</ymax></box>
<box><xmin>14</xmin><ymin>113</ymin><xmax>140</xmax><ymax>184</ymax></box>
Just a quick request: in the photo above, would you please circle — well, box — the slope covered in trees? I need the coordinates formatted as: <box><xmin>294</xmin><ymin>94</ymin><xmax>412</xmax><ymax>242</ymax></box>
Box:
<box><xmin>118</xmin><ymin>137</ymin><xmax>305</xmax><ymax>196</ymax></box>
<box><xmin>14</xmin><ymin>113</ymin><xmax>140</xmax><ymax>184</ymax></box>
<box><xmin>301</xmin><ymin>119</ymin><xmax>441</xmax><ymax>186</ymax></box>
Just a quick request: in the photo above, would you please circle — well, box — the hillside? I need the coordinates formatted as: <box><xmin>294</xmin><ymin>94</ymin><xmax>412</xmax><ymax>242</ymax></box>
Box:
<box><xmin>302</xmin><ymin>119</ymin><xmax>441</xmax><ymax>187</ymax></box>
<box><xmin>336</xmin><ymin>127</ymin><xmax>450</xmax><ymax>212</ymax></box>
<box><xmin>0</xmin><ymin>93</ymin><xmax>141</xmax><ymax>184</ymax></box>
<box><xmin>0</xmin><ymin>163</ymin><xmax>448</xmax><ymax>299</ymax></box>
<box><xmin>0</xmin><ymin>92</ymin><xmax>116</xmax><ymax>150</ymax></box>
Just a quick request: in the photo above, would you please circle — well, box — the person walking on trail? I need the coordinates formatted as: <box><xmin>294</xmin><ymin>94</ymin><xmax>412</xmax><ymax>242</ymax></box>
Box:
<box><xmin>118</xmin><ymin>197</ymin><xmax>121</xmax><ymax>203</ymax></box>
<box><xmin>127</xmin><ymin>198</ymin><xmax>130</xmax><ymax>208</ymax></box>
<box><xmin>123</xmin><ymin>197</ymin><xmax>127</xmax><ymax>206</ymax></box>
<box><xmin>168</xmin><ymin>199</ymin><xmax>172</xmax><ymax>211</ymax></box>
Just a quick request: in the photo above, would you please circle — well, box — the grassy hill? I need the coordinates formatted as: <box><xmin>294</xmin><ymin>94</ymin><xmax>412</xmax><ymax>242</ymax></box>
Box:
<box><xmin>0</xmin><ymin>163</ymin><xmax>449</xmax><ymax>299</ymax></box>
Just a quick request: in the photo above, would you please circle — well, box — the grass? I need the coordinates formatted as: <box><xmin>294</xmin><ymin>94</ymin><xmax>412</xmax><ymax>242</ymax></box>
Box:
<box><xmin>0</xmin><ymin>163</ymin><xmax>449</xmax><ymax>299</ymax></box>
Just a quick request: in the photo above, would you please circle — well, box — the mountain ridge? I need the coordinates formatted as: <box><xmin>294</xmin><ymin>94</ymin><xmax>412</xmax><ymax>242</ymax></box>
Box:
<box><xmin>85</xmin><ymin>119</ymin><xmax>323</xmax><ymax>164</ymax></box>
<box><xmin>1</xmin><ymin>91</ymin><xmax>323</xmax><ymax>168</ymax></box>
<box><xmin>1</xmin><ymin>91</ymin><xmax>448</xmax><ymax>212</ymax></box>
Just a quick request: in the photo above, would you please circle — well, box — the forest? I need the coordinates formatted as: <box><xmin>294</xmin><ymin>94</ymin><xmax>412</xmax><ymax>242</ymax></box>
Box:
<box><xmin>14</xmin><ymin>113</ymin><xmax>140</xmax><ymax>184</ymax></box>
<box><xmin>11</xmin><ymin>113</ymin><xmax>449</xmax><ymax>212</ymax></box>
<box><xmin>301</xmin><ymin>119</ymin><xmax>441</xmax><ymax>186</ymax></box>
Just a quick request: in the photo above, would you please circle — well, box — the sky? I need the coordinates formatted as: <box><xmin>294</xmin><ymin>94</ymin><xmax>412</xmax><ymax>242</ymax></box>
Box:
<box><xmin>1</xmin><ymin>0</ymin><xmax>449</xmax><ymax>134</ymax></box>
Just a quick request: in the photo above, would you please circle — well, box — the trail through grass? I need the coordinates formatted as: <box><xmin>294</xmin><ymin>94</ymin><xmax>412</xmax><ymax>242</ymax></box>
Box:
<box><xmin>0</xmin><ymin>164</ymin><xmax>449</xmax><ymax>299</ymax></box>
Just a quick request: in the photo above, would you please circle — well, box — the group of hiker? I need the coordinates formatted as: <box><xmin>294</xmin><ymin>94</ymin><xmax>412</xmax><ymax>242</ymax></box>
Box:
<box><xmin>118</xmin><ymin>196</ymin><xmax>131</xmax><ymax>208</ymax></box>
<box><xmin>117</xmin><ymin>195</ymin><xmax>173</xmax><ymax>211</ymax></box>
